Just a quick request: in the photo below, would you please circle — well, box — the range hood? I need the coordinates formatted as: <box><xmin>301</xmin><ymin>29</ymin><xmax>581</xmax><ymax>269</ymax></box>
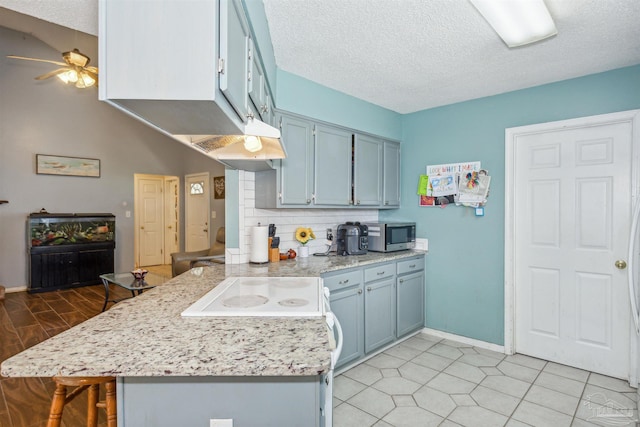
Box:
<box><xmin>104</xmin><ymin>99</ymin><xmax>285</xmax><ymax>172</ymax></box>
<box><xmin>173</xmin><ymin>117</ymin><xmax>286</xmax><ymax>172</ymax></box>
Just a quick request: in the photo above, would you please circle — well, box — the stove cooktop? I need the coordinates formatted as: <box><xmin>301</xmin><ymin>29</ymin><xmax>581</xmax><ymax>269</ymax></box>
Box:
<box><xmin>181</xmin><ymin>276</ymin><xmax>325</xmax><ymax>317</ymax></box>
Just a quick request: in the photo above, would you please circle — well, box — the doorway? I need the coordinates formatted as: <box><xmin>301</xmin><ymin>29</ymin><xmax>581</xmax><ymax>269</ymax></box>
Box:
<box><xmin>505</xmin><ymin>110</ymin><xmax>640</xmax><ymax>383</ymax></box>
<box><xmin>185</xmin><ymin>172</ymin><xmax>211</xmax><ymax>252</ymax></box>
<box><xmin>134</xmin><ymin>174</ymin><xmax>180</xmax><ymax>269</ymax></box>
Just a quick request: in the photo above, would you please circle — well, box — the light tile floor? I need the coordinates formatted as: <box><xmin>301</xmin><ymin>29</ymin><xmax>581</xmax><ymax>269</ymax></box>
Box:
<box><xmin>334</xmin><ymin>332</ymin><xmax>639</xmax><ymax>427</ymax></box>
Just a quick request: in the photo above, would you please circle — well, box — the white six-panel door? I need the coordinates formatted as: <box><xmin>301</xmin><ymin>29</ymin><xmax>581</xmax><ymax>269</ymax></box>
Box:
<box><xmin>137</xmin><ymin>177</ymin><xmax>164</xmax><ymax>266</ymax></box>
<box><xmin>512</xmin><ymin>115</ymin><xmax>636</xmax><ymax>379</ymax></box>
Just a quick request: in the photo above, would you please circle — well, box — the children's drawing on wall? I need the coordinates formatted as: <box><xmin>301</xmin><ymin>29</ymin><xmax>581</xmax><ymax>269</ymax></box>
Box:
<box><xmin>418</xmin><ymin>161</ymin><xmax>491</xmax><ymax>209</ymax></box>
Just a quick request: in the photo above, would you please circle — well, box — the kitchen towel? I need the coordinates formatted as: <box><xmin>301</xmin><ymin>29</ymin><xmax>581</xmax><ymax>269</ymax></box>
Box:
<box><xmin>250</xmin><ymin>225</ymin><xmax>269</xmax><ymax>263</ymax></box>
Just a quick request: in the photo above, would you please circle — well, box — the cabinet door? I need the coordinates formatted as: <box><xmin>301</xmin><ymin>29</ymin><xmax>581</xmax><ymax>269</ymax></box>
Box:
<box><xmin>219</xmin><ymin>0</ymin><xmax>250</xmax><ymax>122</ymax></box>
<box><xmin>397</xmin><ymin>271</ymin><xmax>425</xmax><ymax>337</ymax></box>
<box><xmin>278</xmin><ymin>113</ymin><xmax>314</xmax><ymax>205</ymax></box>
<box><xmin>353</xmin><ymin>135</ymin><xmax>383</xmax><ymax>206</ymax></box>
<box><xmin>248</xmin><ymin>39</ymin><xmax>265</xmax><ymax>116</ymax></box>
<box><xmin>314</xmin><ymin>124</ymin><xmax>352</xmax><ymax>206</ymax></box>
<box><xmin>330</xmin><ymin>285</ymin><xmax>364</xmax><ymax>368</ymax></box>
<box><xmin>78</xmin><ymin>248</ymin><xmax>115</xmax><ymax>285</ymax></box>
<box><xmin>37</xmin><ymin>252</ymin><xmax>79</xmax><ymax>289</ymax></box>
<box><xmin>383</xmin><ymin>141</ymin><xmax>401</xmax><ymax>207</ymax></box>
<box><xmin>364</xmin><ymin>277</ymin><xmax>396</xmax><ymax>353</ymax></box>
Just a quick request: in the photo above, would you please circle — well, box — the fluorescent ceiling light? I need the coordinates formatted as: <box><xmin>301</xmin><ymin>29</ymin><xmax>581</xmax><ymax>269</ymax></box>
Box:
<box><xmin>469</xmin><ymin>0</ymin><xmax>557</xmax><ymax>47</ymax></box>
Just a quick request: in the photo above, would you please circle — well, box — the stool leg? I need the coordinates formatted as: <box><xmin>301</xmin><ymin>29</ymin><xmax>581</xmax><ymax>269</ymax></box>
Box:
<box><xmin>47</xmin><ymin>383</ymin><xmax>67</xmax><ymax>427</ymax></box>
<box><xmin>105</xmin><ymin>379</ymin><xmax>117</xmax><ymax>427</ymax></box>
<box><xmin>86</xmin><ymin>384</ymin><xmax>100</xmax><ymax>427</ymax></box>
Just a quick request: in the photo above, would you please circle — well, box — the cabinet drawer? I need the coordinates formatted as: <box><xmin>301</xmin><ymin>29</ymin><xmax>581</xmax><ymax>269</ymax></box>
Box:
<box><xmin>397</xmin><ymin>257</ymin><xmax>425</xmax><ymax>275</ymax></box>
<box><xmin>364</xmin><ymin>263</ymin><xmax>395</xmax><ymax>283</ymax></box>
<box><xmin>322</xmin><ymin>269</ymin><xmax>362</xmax><ymax>292</ymax></box>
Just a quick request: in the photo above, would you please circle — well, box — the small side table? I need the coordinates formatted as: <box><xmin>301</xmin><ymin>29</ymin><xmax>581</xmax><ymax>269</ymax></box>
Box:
<box><xmin>100</xmin><ymin>272</ymin><xmax>167</xmax><ymax>312</ymax></box>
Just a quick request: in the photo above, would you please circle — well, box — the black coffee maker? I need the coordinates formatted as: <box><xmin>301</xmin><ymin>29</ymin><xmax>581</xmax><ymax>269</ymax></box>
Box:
<box><xmin>336</xmin><ymin>222</ymin><xmax>368</xmax><ymax>255</ymax></box>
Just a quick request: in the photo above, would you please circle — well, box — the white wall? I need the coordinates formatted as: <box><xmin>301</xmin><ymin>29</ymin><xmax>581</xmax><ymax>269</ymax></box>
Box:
<box><xmin>0</xmin><ymin>27</ymin><xmax>226</xmax><ymax>289</ymax></box>
<box><xmin>228</xmin><ymin>171</ymin><xmax>378</xmax><ymax>263</ymax></box>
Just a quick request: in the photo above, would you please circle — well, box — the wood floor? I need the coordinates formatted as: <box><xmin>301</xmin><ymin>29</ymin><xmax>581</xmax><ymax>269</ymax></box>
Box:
<box><xmin>0</xmin><ymin>282</ymin><xmax>135</xmax><ymax>427</ymax></box>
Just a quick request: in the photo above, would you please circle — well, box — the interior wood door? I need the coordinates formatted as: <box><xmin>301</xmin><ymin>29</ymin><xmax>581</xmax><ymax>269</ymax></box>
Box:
<box><xmin>164</xmin><ymin>178</ymin><xmax>179</xmax><ymax>264</ymax></box>
<box><xmin>514</xmin><ymin>119</ymin><xmax>635</xmax><ymax>379</ymax></box>
<box><xmin>185</xmin><ymin>173</ymin><xmax>210</xmax><ymax>252</ymax></box>
<box><xmin>137</xmin><ymin>177</ymin><xmax>164</xmax><ymax>266</ymax></box>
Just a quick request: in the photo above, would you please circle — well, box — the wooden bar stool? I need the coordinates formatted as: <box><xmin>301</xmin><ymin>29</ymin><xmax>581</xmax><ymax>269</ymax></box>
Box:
<box><xmin>47</xmin><ymin>376</ymin><xmax>117</xmax><ymax>427</ymax></box>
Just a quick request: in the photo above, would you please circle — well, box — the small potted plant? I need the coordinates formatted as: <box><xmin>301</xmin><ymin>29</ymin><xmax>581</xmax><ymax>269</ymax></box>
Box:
<box><xmin>295</xmin><ymin>227</ymin><xmax>315</xmax><ymax>257</ymax></box>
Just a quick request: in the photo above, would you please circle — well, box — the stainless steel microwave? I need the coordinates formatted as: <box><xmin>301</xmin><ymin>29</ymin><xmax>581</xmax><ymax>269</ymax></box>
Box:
<box><xmin>364</xmin><ymin>222</ymin><xmax>416</xmax><ymax>252</ymax></box>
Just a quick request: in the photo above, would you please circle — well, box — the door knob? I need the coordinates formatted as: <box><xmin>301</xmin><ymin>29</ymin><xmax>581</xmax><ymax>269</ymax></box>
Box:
<box><xmin>140</xmin><ymin>226</ymin><xmax>144</xmax><ymax>230</ymax></box>
<box><xmin>615</xmin><ymin>260</ymin><xmax>627</xmax><ymax>269</ymax></box>
<box><xmin>203</xmin><ymin>229</ymin><xmax>208</xmax><ymax>232</ymax></box>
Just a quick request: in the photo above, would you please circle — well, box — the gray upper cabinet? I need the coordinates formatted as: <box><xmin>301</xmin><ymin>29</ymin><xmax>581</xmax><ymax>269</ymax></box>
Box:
<box><xmin>219</xmin><ymin>0</ymin><xmax>250</xmax><ymax>122</ymax></box>
<box><xmin>255</xmin><ymin>111</ymin><xmax>401</xmax><ymax>209</ymax></box>
<box><xmin>314</xmin><ymin>124</ymin><xmax>353</xmax><ymax>206</ymax></box>
<box><xmin>354</xmin><ymin>135</ymin><xmax>383</xmax><ymax>206</ymax></box>
<box><xmin>278</xmin><ymin>113</ymin><xmax>314</xmax><ymax>205</ymax></box>
<box><xmin>383</xmin><ymin>141</ymin><xmax>401</xmax><ymax>207</ymax></box>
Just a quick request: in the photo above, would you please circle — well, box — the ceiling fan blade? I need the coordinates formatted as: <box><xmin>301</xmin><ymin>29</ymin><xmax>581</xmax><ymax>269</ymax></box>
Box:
<box><xmin>85</xmin><ymin>66</ymin><xmax>99</xmax><ymax>73</ymax></box>
<box><xmin>35</xmin><ymin>68</ymin><xmax>71</xmax><ymax>81</ymax></box>
<box><xmin>6</xmin><ymin>55</ymin><xmax>67</xmax><ymax>66</ymax></box>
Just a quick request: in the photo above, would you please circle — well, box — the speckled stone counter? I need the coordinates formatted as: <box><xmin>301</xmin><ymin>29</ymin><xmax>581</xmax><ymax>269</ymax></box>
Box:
<box><xmin>1</xmin><ymin>250</ymin><xmax>425</xmax><ymax>379</ymax></box>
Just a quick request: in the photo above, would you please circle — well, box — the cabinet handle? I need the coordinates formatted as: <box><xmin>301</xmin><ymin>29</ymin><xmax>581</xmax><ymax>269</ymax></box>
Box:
<box><xmin>399</xmin><ymin>279</ymin><xmax>404</xmax><ymax>284</ymax></box>
<box><xmin>203</xmin><ymin>229</ymin><xmax>208</xmax><ymax>232</ymax></box>
<box><xmin>339</xmin><ymin>279</ymin><xmax>349</xmax><ymax>284</ymax></box>
<box><xmin>367</xmin><ymin>286</ymin><xmax>372</xmax><ymax>292</ymax></box>
<box><xmin>377</xmin><ymin>271</ymin><xmax>385</xmax><ymax>275</ymax></box>
<box><xmin>357</xmin><ymin>200</ymin><xmax>361</xmax><ymax>205</ymax></box>
<box><xmin>409</xmin><ymin>264</ymin><xmax>415</xmax><ymax>268</ymax></box>
<box><xmin>167</xmin><ymin>225</ymin><xmax>173</xmax><ymax>229</ymax></box>
<box><xmin>357</xmin><ymin>289</ymin><xmax>363</xmax><ymax>295</ymax></box>
<box><xmin>385</xmin><ymin>201</ymin><xmax>389</xmax><ymax>205</ymax></box>
<box><xmin>306</xmin><ymin>199</ymin><xmax>311</xmax><ymax>204</ymax></box>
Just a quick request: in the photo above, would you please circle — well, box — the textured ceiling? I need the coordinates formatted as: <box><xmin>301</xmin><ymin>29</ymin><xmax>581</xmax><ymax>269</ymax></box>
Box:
<box><xmin>2</xmin><ymin>1</ymin><xmax>639</xmax><ymax>115</ymax></box>
<box><xmin>264</xmin><ymin>0</ymin><xmax>640</xmax><ymax>113</ymax></box>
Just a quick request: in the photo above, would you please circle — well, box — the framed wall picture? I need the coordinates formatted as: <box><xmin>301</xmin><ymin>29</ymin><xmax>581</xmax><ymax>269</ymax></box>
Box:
<box><xmin>213</xmin><ymin>176</ymin><xmax>225</xmax><ymax>199</ymax></box>
<box><xmin>36</xmin><ymin>154</ymin><xmax>100</xmax><ymax>178</ymax></box>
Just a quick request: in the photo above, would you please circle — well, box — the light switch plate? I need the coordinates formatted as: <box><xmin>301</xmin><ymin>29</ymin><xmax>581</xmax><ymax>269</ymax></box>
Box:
<box><xmin>475</xmin><ymin>207</ymin><xmax>484</xmax><ymax>216</ymax></box>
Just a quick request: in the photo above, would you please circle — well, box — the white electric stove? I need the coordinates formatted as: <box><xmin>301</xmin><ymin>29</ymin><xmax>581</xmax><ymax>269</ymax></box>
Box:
<box><xmin>181</xmin><ymin>276</ymin><xmax>325</xmax><ymax>317</ymax></box>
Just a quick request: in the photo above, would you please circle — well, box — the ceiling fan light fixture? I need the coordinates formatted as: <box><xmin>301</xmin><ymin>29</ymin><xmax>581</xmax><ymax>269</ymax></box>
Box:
<box><xmin>469</xmin><ymin>0</ymin><xmax>557</xmax><ymax>47</ymax></box>
<box><xmin>79</xmin><ymin>72</ymin><xmax>96</xmax><ymax>88</ymax></box>
<box><xmin>57</xmin><ymin>69</ymin><xmax>78</xmax><ymax>84</ymax></box>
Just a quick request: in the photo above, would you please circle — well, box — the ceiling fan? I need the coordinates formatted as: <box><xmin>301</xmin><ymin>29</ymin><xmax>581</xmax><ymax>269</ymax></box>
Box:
<box><xmin>6</xmin><ymin>48</ymin><xmax>98</xmax><ymax>88</ymax></box>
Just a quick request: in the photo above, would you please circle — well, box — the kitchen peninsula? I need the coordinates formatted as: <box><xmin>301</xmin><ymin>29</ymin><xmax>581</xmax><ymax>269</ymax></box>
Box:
<box><xmin>1</xmin><ymin>250</ymin><xmax>426</xmax><ymax>426</ymax></box>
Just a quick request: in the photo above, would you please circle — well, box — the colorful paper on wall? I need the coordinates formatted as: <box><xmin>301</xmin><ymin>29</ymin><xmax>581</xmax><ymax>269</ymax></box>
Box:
<box><xmin>417</xmin><ymin>175</ymin><xmax>429</xmax><ymax>196</ymax></box>
<box><xmin>429</xmin><ymin>174</ymin><xmax>457</xmax><ymax>196</ymax></box>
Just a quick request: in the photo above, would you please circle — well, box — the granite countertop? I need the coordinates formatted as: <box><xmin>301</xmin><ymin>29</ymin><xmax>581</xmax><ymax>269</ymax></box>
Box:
<box><xmin>1</xmin><ymin>250</ymin><xmax>425</xmax><ymax>378</ymax></box>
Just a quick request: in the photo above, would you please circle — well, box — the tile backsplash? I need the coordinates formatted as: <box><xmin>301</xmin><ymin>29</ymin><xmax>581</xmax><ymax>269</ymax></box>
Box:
<box><xmin>228</xmin><ymin>171</ymin><xmax>378</xmax><ymax>264</ymax></box>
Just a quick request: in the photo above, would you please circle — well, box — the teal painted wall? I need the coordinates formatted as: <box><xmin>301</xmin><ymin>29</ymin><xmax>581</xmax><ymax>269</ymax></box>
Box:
<box><xmin>380</xmin><ymin>64</ymin><xmax>640</xmax><ymax>345</ymax></box>
<box><xmin>276</xmin><ymin>69</ymin><xmax>402</xmax><ymax>140</ymax></box>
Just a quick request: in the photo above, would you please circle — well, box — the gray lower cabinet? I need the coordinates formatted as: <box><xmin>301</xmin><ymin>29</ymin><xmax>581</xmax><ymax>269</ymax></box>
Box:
<box><xmin>323</xmin><ymin>269</ymin><xmax>364</xmax><ymax>368</ymax></box>
<box><xmin>118</xmin><ymin>376</ymin><xmax>324</xmax><ymax>426</ymax></box>
<box><xmin>324</xmin><ymin>255</ymin><xmax>425</xmax><ymax>369</ymax></box>
<box><xmin>364</xmin><ymin>276</ymin><xmax>396</xmax><ymax>353</ymax></box>
<box><xmin>397</xmin><ymin>256</ymin><xmax>426</xmax><ymax>338</ymax></box>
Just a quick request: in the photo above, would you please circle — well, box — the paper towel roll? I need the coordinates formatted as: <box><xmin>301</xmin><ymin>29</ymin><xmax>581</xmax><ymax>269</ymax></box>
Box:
<box><xmin>250</xmin><ymin>225</ymin><xmax>269</xmax><ymax>264</ymax></box>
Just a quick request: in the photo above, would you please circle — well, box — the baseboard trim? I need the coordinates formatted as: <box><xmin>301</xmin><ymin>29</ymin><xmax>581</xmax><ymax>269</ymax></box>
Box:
<box><xmin>421</xmin><ymin>328</ymin><xmax>506</xmax><ymax>354</ymax></box>
<box><xmin>4</xmin><ymin>286</ymin><xmax>28</xmax><ymax>293</ymax></box>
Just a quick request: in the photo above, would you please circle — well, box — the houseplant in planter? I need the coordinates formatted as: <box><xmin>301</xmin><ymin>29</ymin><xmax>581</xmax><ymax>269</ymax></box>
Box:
<box><xmin>295</xmin><ymin>227</ymin><xmax>315</xmax><ymax>257</ymax></box>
